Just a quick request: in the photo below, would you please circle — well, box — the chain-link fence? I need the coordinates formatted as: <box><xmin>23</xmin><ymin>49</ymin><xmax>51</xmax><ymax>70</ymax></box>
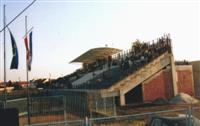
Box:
<box><xmin>4</xmin><ymin>89</ymin><xmax>200</xmax><ymax>126</ymax></box>
<box><xmin>27</xmin><ymin>107</ymin><xmax>200</xmax><ymax>126</ymax></box>
<box><xmin>6</xmin><ymin>90</ymin><xmax>116</xmax><ymax>125</ymax></box>
<box><xmin>191</xmin><ymin>106</ymin><xmax>200</xmax><ymax>126</ymax></box>
<box><xmin>6</xmin><ymin>98</ymin><xmax>28</xmax><ymax>125</ymax></box>
<box><xmin>90</xmin><ymin>108</ymin><xmax>189</xmax><ymax>126</ymax></box>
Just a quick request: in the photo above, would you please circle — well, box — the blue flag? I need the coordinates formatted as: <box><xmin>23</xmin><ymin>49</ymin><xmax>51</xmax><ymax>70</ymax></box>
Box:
<box><xmin>8</xmin><ymin>29</ymin><xmax>19</xmax><ymax>69</ymax></box>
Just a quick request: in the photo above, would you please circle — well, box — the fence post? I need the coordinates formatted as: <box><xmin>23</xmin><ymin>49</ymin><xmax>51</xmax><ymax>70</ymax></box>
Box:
<box><xmin>63</xmin><ymin>96</ymin><xmax>67</xmax><ymax>126</ymax></box>
<box><xmin>103</xmin><ymin>97</ymin><xmax>107</xmax><ymax>114</ymax></box>
<box><xmin>89</xmin><ymin>116</ymin><xmax>92</xmax><ymax>126</ymax></box>
<box><xmin>113</xmin><ymin>96</ymin><xmax>117</xmax><ymax>116</ymax></box>
<box><xmin>95</xmin><ymin>101</ymin><xmax>98</xmax><ymax>112</ymax></box>
<box><xmin>188</xmin><ymin>106</ymin><xmax>192</xmax><ymax>126</ymax></box>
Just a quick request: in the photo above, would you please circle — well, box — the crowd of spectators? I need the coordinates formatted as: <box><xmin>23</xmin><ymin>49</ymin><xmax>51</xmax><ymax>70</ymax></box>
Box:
<box><xmin>175</xmin><ymin>60</ymin><xmax>190</xmax><ymax>65</ymax></box>
<box><xmin>62</xmin><ymin>56</ymin><xmax>113</xmax><ymax>84</ymax></box>
<box><xmin>33</xmin><ymin>34</ymin><xmax>172</xmax><ymax>90</ymax></box>
<box><xmin>75</xmin><ymin>34</ymin><xmax>172</xmax><ymax>89</ymax></box>
<box><xmin>118</xmin><ymin>34</ymin><xmax>172</xmax><ymax>73</ymax></box>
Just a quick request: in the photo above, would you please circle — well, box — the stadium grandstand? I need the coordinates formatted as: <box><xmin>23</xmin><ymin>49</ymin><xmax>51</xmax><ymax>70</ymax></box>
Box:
<box><xmin>4</xmin><ymin>34</ymin><xmax>200</xmax><ymax>125</ymax></box>
<box><xmin>32</xmin><ymin>34</ymin><xmax>196</xmax><ymax>107</ymax></box>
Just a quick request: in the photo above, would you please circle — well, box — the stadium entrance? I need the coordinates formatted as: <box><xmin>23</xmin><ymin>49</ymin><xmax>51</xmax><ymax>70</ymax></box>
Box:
<box><xmin>125</xmin><ymin>84</ymin><xmax>143</xmax><ymax>104</ymax></box>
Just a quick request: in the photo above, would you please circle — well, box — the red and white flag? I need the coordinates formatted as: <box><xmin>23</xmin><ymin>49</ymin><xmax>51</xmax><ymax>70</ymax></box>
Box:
<box><xmin>24</xmin><ymin>31</ymin><xmax>33</xmax><ymax>71</ymax></box>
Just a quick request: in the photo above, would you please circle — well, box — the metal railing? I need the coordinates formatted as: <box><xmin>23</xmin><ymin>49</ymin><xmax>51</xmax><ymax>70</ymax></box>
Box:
<box><xmin>26</xmin><ymin>107</ymin><xmax>200</xmax><ymax>126</ymax></box>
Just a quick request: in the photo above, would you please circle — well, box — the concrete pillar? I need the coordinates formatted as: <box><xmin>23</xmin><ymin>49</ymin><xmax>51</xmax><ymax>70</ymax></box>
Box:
<box><xmin>120</xmin><ymin>93</ymin><xmax>126</xmax><ymax>106</ymax></box>
<box><xmin>170</xmin><ymin>54</ymin><xmax>178</xmax><ymax>96</ymax></box>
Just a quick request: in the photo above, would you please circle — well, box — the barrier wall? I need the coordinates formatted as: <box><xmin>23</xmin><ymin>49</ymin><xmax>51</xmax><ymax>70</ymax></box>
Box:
<box><xmin>176</xmin><ymin>65</ymin><xmax>194</xmax><ymax>96</ymax></box>
<box><xmin>143</xmin><ymin>65</ymin><xmax>194</xmax><ymax>103</ymax></box>
<box><xmin>191</xmin><ymin>61</ymin><xmax>200</xmax><ymax>97</ymax></box>
<box><xmin>143</xmin><ymin>68</ymin><xmax>173</xmax><ymax>102</ymax></box>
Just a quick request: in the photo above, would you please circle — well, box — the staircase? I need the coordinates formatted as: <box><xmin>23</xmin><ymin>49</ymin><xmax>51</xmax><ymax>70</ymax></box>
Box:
<box><xmin>101</xmin><ymin>52</ymin><xmax>172</xmax><ymax>99</ymax></box>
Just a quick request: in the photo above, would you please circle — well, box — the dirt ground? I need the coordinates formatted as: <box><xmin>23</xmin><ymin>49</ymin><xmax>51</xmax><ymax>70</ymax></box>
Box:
<box><xmin>117</xmin><ymin>103</ymin><xmax>200</xmax><ymax>122</ymax></box>
<box><xmin>117</xmin><ymin>103</ymin><xmax>200</xmax><ymax>115</ymax></box>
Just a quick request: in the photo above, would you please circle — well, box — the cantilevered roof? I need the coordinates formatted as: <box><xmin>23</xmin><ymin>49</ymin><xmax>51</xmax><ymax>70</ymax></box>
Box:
<box><xmin>70</xmin><ymin>47</ymin><xmax>121</xmax><ymax>63</ymax></box>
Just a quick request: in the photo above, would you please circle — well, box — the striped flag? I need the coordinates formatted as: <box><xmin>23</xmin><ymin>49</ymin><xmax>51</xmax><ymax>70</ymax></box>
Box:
<box><xmin>24</xmin><ymin>35</ymin><xmax>29</xmax><ymax>60</ymax></box>
<box><xmin>24</xmin><ymin>31</ymin><xmax>33</xmax><ymax>71</ymax></box>
<box><xmin>28</xmin><ymin>31</ymin><xmax>33</xmax><ymax>71</ymax></box>
<box><xmin>8</xmin><ymin>29</ymin><xmax>19</xmax><ymax>69</ymax></box>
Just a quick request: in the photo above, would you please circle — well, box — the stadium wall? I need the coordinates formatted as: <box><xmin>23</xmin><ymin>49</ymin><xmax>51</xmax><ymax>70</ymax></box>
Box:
<box><xmin>176</xmin><ymin>65</ymin><xmax>194</xmax><ymax>96</ymax></box>
<box><xmin>191</xmin><ymin>61</ymin><xmax>200</xmax><ymax>98</ymax></box>
<box><xmin>142</xmin><ymin>65</ymin><xmax>194</xmax><ymax>103</ymax></box>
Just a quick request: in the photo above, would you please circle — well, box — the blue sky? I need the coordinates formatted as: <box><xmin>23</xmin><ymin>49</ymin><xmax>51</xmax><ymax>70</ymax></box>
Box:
<box><xmin>0</xmin><ymin>0</ymin><xmax>199</xmax><ymax>81</ymax></box>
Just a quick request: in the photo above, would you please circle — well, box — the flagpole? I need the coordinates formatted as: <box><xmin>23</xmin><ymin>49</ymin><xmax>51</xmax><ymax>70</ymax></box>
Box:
<box><xmin>3</xmin><ymin>4</ymin><xmax>7</xmax><ymax>109</ymax></box>
<box><xmin>25</xmin><ymin>15</ymin><xmax>31</xmax><ymax>125</ymax></box>
<box><xmin>0</xmin><ymin>0</ymin><xmax>36</xmax><ymax>33</ymax></box>
<box><xmin>23</xmin><ymin>27</ymin><xmax>33</xmax><ymax>39</ymax></box>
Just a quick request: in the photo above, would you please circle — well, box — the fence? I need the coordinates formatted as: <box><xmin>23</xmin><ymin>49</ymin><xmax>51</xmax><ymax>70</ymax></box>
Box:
<box><xmin>27</xmin><ymin>107</ymin><xmax>200</xmax><ymax>126</ymax></box>
<box><xmin>6</xmin><ymin>90</ymin><xmax>116</xmax><ymax>125</ymax></box>
<box><xmin>4</xmin><ymin>90</ymin><xmax>200</xmax><ymax>126</ymax></box>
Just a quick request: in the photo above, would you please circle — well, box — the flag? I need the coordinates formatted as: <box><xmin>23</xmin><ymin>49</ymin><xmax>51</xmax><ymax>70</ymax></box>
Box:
<box><xmin>24</xmin><ymin>31</ymin><xmax>33</xmax><ymax>71</ymax></box>
<box><xmin>8</xmin><ymin>29</ymin><xmax>19</xmax><ymax>69</ymax></box>
<box><xmin>24</xmin><ymin>36</ymin><xmax>29</xmax><ymax>61</ymax></box>
<box><xmin>24</xmin><ymin>36</ymin><xmax>29</xmax><ymax>52</ymax></box>
<box><xmin>28</xmin><ymin>31</ymin><xmax>33</xmax><ymax>71</ymax></box>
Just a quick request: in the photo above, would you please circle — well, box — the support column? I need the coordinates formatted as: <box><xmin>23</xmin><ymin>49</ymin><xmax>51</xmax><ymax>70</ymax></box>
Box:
<box><xmin>120</xmin><ymin>93</ymin><xmax>126</xmax><ymax>106</ymax></box>
<box><xmin>170</xmin><ymin>54</ymin><xmax>178</xmax><ymax>96</ymax></box>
